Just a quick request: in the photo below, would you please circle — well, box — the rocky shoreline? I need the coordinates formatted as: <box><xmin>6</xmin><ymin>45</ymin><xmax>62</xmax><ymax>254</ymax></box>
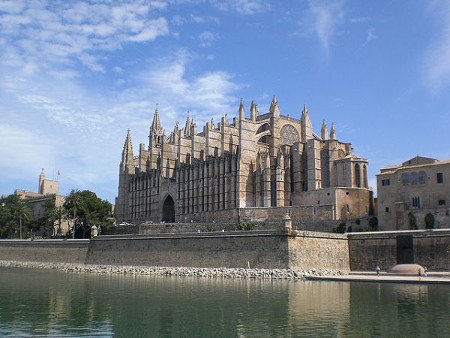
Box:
<box><xmin>0</xmin><ymin>260</ymin><xmax>344</xmax><ymax>280</ymax></box>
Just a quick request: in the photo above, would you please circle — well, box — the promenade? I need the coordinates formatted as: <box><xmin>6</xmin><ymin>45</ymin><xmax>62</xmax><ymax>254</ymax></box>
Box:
<box><xmin>306</xmin><ymin>271</ymin><xmax>450</xmax><ymax>285</ymax></box>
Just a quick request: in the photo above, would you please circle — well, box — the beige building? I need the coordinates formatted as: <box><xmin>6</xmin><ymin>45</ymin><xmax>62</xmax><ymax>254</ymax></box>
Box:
<box><xmin>115</xmin><ymin>97</ymin><xmax>371</xmax><ymax>226</ymax></box>
<box><xmin>15</xmin><ymin>169</ymin><xmax>69</xmax><ymax>236</ymax></box>
<box><xmin>377</xmin><ymin>156</ymin><xmax>450</xmax><ymax>230</ymax></box>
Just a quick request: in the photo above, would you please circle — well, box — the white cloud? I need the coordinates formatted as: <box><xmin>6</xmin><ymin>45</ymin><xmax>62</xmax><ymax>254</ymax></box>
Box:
<box><xmin>210</xmin><ymin>0</ymin><xmax>270</xmax><ymax>15</ymax></box>
<box><xmin>0</xmin><ymin>123</ymin><xmax>56</xmax><ymax>180</ymax></box>
<box><xmin>304</xmin><ymin>0</ymin><xmax>345</xmax><ymax>55</ymax></box>
<box><xmin>0</xmin><ymin>0</ymin><xmax>169</xmax><ymax>75</ymax></box>
<box><xmin>199</xmin><ymin>31</ymin><xmax>218</xmax><ymax>47</ymax></box>
<box><xmin>424</xmin><ymin>1</ymin><xmax>450</xmax><ymax>92</ymax></box>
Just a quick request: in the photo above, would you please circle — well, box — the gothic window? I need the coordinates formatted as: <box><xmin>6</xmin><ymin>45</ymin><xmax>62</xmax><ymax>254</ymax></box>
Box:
<box><xmin>412</xmin><ymin>196</ymin><xmax>421</xmax><ymax>208</ymax></box>
<box><xmin>280</xmin><ymin>124</ymin><xmax>300</xmax><ymax>146</ymax></box>
<box><xmin>410</xmin><ymin>172</ymin><xmax>418</xmax><ymax>185</ymax></box>
<box><xmin>401</xmin><ymin>173</ymin><xmax>409</xmax><ymax>186</ymax></box>
<box><xmin>418</xmin><ymin>171</ymin><xmax>427</xmax><ymax>184</ymax></box>
<box><xmin>363</xmin><ymin>164</ymin><xmax>368</xmax><ymax>188</ymax></box>
<box><xmin>354</xmin><ymin>163</ymin><xmax>361</xmax><ymax>188</ymax></box>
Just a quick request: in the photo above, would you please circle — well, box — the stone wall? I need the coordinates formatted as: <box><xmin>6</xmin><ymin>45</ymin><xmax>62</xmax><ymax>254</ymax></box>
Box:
<box><xmin>348</xmin><ymin>229</ymin><xmax>450</xmax><ymax>271</ymax></box>
<box><xmin>288</xmin><ymin>232</ymin><xmax>349</xmax><ymax>271</ymax></box>
<box><xmin>0</xmin><ymin>240</ymin><xmax>89</xmax><ymax>264</ymax></box>
<box><xmin>86</xmin><ymin>232</ymin><xmax>290</xmax><ymax>269</ymax></box>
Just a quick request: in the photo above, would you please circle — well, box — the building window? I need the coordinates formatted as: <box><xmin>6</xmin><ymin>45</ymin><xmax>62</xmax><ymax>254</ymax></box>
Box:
<box><xmin>385</xmin><ymin>207</ymin><xmax>389</xmax><ymax>212</ymax></box>
<box><xmin>438</xmin><ymin>199</ymin><xmax>446</xmax><ymax>205</ymax></box>
<box><xmin>412</xmin><ymin>196</ymin><xmax>421</xmax><ymax>208</ymax></box>
<box><xmin>401</xmin><ymin>173</ymin><xmax>409</xmax><ymax>186</ymax></box>
<box><xmin>437</xmin><ymin>173</ymin><xmax>443</xmax><ymax>183</ymax></box>
<box><xmin>418</xmin><ymin>171</ymin><xmax>427</xmax><ymax>184</ymax></box>
<box><xmin>381</xmin><ymin>179</ymin><xmax>390</xmax><ymax>186</ymax></box>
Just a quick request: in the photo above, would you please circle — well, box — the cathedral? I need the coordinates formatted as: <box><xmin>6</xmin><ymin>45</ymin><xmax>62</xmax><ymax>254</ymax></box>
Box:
<box><xmin>115</xmin><ymin>97</ymin><xmax>371</xmax><ymax>226</ymax></box>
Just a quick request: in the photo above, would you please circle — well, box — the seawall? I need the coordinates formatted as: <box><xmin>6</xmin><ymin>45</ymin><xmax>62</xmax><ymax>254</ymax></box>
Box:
<box><xmin>348</xmin><ymin>229</ymin><xmax>450</xmax><ymax>271</ymax></box>
<box><xmin>0</xmin><ymin>239</ymin><xmax>89</xmax><ymax>264</ymax></box>
<box><xmin>0</xmin><ymin>231</ymin><xmax>349</xmax><ymax>271</ymax></box>
<box><xmin>0</xmin><ymin>229</ymin><xmax>448</xmax><ymax>272</ymax></box>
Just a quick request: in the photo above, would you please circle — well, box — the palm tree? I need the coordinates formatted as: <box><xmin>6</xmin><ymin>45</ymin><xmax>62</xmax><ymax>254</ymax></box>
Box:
<box><xmin>65</xmin><ymin>190</ymin><xmax>82</xmax><ymax>239</ymax></box>
<box><xmin>9</xmin><ymin>196</ymin><xmax>32</xmax><ymax>239</ymax></box>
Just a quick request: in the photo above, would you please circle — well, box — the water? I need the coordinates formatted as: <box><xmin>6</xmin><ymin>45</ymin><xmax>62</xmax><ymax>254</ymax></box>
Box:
<box><xmin>0</xmin><ymin>267</ymin><xmax>449</xmax><ymax>337</ymax></box>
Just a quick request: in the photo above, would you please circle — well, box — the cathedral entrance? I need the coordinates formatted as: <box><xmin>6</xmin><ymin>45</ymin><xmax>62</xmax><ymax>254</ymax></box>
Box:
<box><xmin>162</xmin><ymin>195</ymin><xmax>175</xmax><ymax>223</ymax></box>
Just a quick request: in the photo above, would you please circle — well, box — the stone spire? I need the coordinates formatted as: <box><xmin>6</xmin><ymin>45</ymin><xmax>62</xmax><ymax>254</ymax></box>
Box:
<box><xmin>301</xmin><ymin>104</ymin><xmax>312</xmax><ymax>141</ymax></box>
<box><xmin>122</xmin><ymin>129</ymin><xmax>134</xmax><ymax>164</ymax></box>
<box><xmin>250</xmin><ymin>100</ymin><xmax>258</xmax><ymax>122</ymax></box>
<box><xmin>269</xmin><ymin>95</ymin><xmax>280</xmax><ymax>117</ymax></box>
<box><xmin>321</xmin><ymin>119</ymin><xmax>329</xmax><ymax>140</ymax></box>
<box><xmin>151</xmin><ymin>107</ymin><xmax>162</xmax><ymax>134</ymax></box>
<box><xmin>239</xmin><ymin>98</ymin><xmax>245</xmax><ymax>120</ymax></box>
<box><xmin>330</xmin><ymin>123</ymin><xmax>336</xmax><ymax>140</ymax></box>
<box><xmin>184</xmin><ymin>111</ymin><xmax>191</xmax><ymax>137</ymax></box>
<box><xmin>149</xmin><ymin>107</ymin><xmax>163</xmax><ymax>147</ymax></box>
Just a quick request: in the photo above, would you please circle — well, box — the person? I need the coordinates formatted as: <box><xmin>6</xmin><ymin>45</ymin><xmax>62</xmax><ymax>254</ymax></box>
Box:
<box><xmin>376</xmin><ymin>266</ymin><xmax>380</xmax><ymax>276</ymax></box>
<box><xmin>424</xmin><ymin>267</ymin><xmax>428</xmax><ymax>277</ymax></box>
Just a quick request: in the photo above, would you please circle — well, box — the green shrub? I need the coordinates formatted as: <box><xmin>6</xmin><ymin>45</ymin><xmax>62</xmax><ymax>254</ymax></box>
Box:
<box><xmin>368</xmin><ymin>216</ymin><xmax>378</xmax><ymax>231</ymax></box>
<box><xmin>238</xmin><ymin>222</ymin><xmax>257</xmax><ymax>231</ymax></box>
<box><xmin>408</xmin><ymin>212</ymin><xmax>417</xmax><ymax>230</ymax></box>
<box><xmin>425</xmin><ymin>213</ymin><xmax>435</xmax><ymax>229</ymax></box>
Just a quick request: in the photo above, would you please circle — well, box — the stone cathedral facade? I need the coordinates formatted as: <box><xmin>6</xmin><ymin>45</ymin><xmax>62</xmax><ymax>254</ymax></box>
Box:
<box><xmin>115</xmin><ymin>97</ymin><xmax>371</xmax><ymax>225</ymax></box>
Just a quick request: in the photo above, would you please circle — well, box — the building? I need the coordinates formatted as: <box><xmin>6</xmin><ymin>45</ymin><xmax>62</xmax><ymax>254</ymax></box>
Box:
<box><xmin>377</xmin><ymin>156</ymin><xmax>450</xmax><ymax>230</ymax></box>
<box><xmin>15</xmin><ymin>169</ymin><xmax>69</xmax><ymax>236</ymax></box>
<box><xmin>115</xmin><ymin>97</ymin><xmax>371</xmax><ymax>226</ymax></box>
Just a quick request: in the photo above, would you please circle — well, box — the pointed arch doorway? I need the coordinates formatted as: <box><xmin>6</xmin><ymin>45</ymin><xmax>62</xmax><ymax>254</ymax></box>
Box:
<box><xmin>162</xmin><ymin>195</ymin><xmax>175</xmax><ymax>223</ymax></box>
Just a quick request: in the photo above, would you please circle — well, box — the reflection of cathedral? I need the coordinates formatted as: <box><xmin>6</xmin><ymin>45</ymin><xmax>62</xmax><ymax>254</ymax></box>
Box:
<box><xmin>115</xmin><ymin>97</ymin><xmax>371</xmax><ymax>225</ymax></box>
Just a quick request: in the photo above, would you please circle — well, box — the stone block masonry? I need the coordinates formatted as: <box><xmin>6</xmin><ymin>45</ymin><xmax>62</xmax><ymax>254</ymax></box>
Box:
<box><xmin>348</xmin><ymin>229</ymin><xmax>450</xmax><ymax>271</ymax></box>
<box><xmin>0</xmin><ymin>240</ymin><xmax>89</xmax><ymax>264</ymax></box>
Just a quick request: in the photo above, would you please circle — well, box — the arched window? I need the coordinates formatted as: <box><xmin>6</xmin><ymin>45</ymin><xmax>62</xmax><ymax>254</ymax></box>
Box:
<box><xmin>354</xmin><ymin>163</ymin><xmax>361</xmax><ymax>187</ymax></box>
<box><xmin>401</xmin><ymin>173</ymin><xmax>409</xmax><ymax>186</ymax></box>
<box><xmin>363</xmin><ymin>164</ymin><xmax>368</xmax><ymax>188</ymax></box>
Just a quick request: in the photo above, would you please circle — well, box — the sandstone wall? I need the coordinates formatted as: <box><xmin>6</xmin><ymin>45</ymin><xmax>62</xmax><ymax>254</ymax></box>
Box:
<box><xmin>348</xmin><ymin>229</ymin><xmax>450</xmax><ymax>271</ymax></box>
<box><xmin>85</xmin><ymin>233</ymin><xmax>290</xmax><ymax>269</ymax></box>
<box><xmin>288</xmin><ymin>232</ymin><xmax>350</xmax><ymax>271</ymax></box>
<box><xmin>0</xmin><ymin>240</ymin><xmax>89</xmax><ymax>264</ymax></box>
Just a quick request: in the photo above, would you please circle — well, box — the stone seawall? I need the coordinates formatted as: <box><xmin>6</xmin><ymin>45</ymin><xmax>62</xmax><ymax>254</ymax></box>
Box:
<box><xmin>0</xmin><ymin>239</ymin><xmax>89</xmax><ymax>264</ymax></box>
<box><xmin>0</xmin><ymin>232</ymin><xmax>349</xmax><ymax>271</ymax></box>
<box><xmin>348</xmin><ymin>229</ymin><xmax>450</xmax><ymax>271</ymax></box>
<box><xmin>289</xmin><ymin>232</ymin><xmax>349</xmax><ymax>271</ymax></box>
<box><xmin>86</xmin><ymin>232</ymin><xmax>290</xmax><ymax>269</ymax></box>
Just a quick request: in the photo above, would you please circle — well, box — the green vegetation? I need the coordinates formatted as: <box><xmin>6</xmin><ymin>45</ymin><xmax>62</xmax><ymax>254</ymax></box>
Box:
<box><xmin>408</xmin><ymin>212</ymin><xmax>417</xmax><ymax>230</ymax></box>
<box><xmin>332</xmin><ymin>222</ymin><xmax>347</xmax><ymax>234</ymax></box>
<box><xmin>424</xmin><ymin>213</ymin><xmax>435</xmax><ymax>230</ymax></box>
<box><xmin>0</xmin><ymin>195</ymin><xmax>33</xmax><ymax>239</ymax></box>
<box><xmin>0</xmin><ymin>190</ymin><xmax>113</xmax><ymax>239</ymax></box>
<box><xmin>237</xmin><ymin>222</ymin><xmax>257</xmax><ymax>231</ymax></box>
<box><xmin>368</xmin><ymin>216</ymin><xmax>378</xmax><ymax>231</ymax></box>
<box><xmin>64</xmin><ymin>190</ymin><xmax>113</xmax><ymax>238</ymax></box>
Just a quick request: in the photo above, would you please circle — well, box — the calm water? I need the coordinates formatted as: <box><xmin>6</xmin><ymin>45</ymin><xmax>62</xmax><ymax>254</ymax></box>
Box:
<box><xmin>0</xmin><ymin>268</ymin><xmax>449</xmax><ymax>337</ymax></box>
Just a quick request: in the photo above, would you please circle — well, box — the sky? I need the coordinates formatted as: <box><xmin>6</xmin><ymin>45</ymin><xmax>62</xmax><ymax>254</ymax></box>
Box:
<box><xmin>0</xmin><ymin>0</ymin><xmax>449</xmax><ymax>203</ymax></box>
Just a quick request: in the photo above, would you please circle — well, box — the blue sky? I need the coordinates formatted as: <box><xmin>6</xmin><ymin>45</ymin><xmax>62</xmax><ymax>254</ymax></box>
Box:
<box><xmin>0</xmin><ymin>0</ymin><xmax>449</xmax><ymax>202</ymax></box>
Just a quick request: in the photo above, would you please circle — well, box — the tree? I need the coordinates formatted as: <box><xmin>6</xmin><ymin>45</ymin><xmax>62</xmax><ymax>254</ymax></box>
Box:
<box><xmin>408</xmin><ymin>212</ymin><xmax>417</xmax><ymax>230</ymax></box>
<box><xmin>0</xmin><ymin>195</ymin><xmax>33</xmax><ymax>239</ymax></box>
<box><xmin>43</xmin><ymin>197</ymin><xmax>67</xmax><ymax>238</ymax></box>
<box><xmin>368</xmin><ymin>216</ymin><xmax>378</xmax><ymax>231</ymax></box>
<box><xmin>64</xmin><ymin>190</ymin><xmax>113</xmax><ymax>238</ymax></box>
<box><xmin>425</xmin><ymin>213</ymin><xmax>435</xmax><ymax>230</ymax></box>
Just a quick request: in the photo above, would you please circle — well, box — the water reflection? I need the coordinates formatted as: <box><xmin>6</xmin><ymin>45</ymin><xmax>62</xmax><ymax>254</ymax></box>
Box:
<box><xmin>0</xmin><ymin>268</ymin><xmax>449</xmax><ymax>337</ymax></box>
